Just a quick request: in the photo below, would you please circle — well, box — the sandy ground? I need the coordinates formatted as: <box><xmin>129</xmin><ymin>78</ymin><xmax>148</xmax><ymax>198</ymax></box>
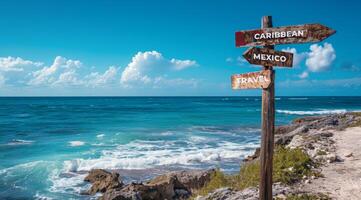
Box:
<box><xmin>302</xmin><ymin>127</ymin><xmax>361</xmax><ymax>199</ymax></box>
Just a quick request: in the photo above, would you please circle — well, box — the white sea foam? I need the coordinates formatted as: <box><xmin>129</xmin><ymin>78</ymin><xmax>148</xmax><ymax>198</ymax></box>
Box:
<box><xmin>68</xmin><ymin>141</ymin><xmax>85</xmax><ymax>147</ymax></box>
<box><xmin>62</xmin><ymin>139</ymin><xmax>259</xmax><ymax>172</ymax></box>
<box><xmin>7</xmin><ymin>139</ymin><xmax>34</xmax><ymax>146</ymax></box>
<box><xmin>96</xmin><ymin>134</ymin><xmax>105</xmax><ymax>138</ymax></box>
<box><xmin>277</xmin><ymin>109</ymin><xmax>347</xmax><ymax>115</ymax></box>
<box><xmin>34</xmin><ymin>193</ymin><xmax>54</xmax><ymax>200</ymax></box>
<box><xmin>159</xmin><ymin>131</ymin><xmax>174</xmax><ymax>136</ymax></box>
<box><xmin>49</xmin><ymin>170</ymin><xmax>86</xmax><ymax>194</ymax></box>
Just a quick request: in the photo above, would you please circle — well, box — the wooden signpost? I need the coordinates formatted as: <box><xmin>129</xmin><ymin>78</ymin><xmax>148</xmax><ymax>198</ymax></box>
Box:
<box><xmin>243</xmin><ymin>47</ymin><xmax>293</xmax><ymax>67</ymax></box>
<box><xmin>232</xmin><ymin>16</ymin><xmax>335</xmax><ymax>200</ymax></box>
<box><xmin>235</xmin><ymin>23</ymin><xmax>335</xmax><ymax>47</ymax></box>
<box><xmin>232</xmin><ymin>70</ymin><xmax>271</xmax><ymax>89</ymax></box>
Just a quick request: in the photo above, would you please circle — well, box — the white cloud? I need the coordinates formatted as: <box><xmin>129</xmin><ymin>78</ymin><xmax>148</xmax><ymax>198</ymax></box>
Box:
<box><xmin>0</xmin><ymin>56</ymin><xmax>42</xmax><ymax>72</ymax></box>
<box><xmin>0</xmin><ymin>74</ymin><xmax>5</xmax><ymax>87</ymax></box>
<box><xmin>86</xmin><ymin>66</ymin><xmax>118</xmax><ymax>87</ymax></box>
<box><xmin>306</xmin><ymin>43</ymin><xmax>336</xmax><ymax>72</ymax></box>
<box><xmin>120</xmin><ymin>51</ymin><xmax>198</xmax><ymax>87</ymax></box>
<box><xmin>28</xmin><ymin>56</ymin><xmax>82</xmax><ymax>86</ymax></box>
<box><xmin>0</xmin><ymin>52</ymin><xmax>198</xmax><ymax>90</ymax></box>
<box><xmin>298</xmin><ymin>71</ymin><xmax>309</xmax><ymax>79</ymax></box>
<box><xmin>28</xmin><ymin>56</ymin><xmax>81</xmax><ymax>85</ymax></box>
<box><xmin>282</xmin><ymin>47</ymin><xmax>306</xmax><ymax>67</ymax></box>
<box><xmin>170</xmin><ymin>59</ymin><xmax>198</xmax><ymax>70</ymax></box>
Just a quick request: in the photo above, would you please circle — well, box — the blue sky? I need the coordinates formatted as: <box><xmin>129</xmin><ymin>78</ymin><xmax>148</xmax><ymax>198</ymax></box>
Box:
<box><xmin>0</xmin><ymin>0</ymin><xmax>360</xmax><ymax>96</ymax></box>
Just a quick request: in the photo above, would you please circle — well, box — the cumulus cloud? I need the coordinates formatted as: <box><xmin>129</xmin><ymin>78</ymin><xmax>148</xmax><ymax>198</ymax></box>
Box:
<box><xmin>28</xmin><ymin>56</ymin><xmax>82</xmax><ymax>86</ymax></box>
<box><xmin>0</xmin><ymin>51</ymin><xmax>198</xmax><ymax>90</ymax></box>
<box><xmin>0</xmin><ymin>56</ymin><xmax>42</xmax><ymax>72</ymax></box>
<box><xmin>120</xmin><ymin>51</ymin><xmax>198</xmax><ymax>87</ymax></box>
<box><xmin>282</xmin><ymin>47</ymin><xmax>306</xmax><ymax>67</ymax></box>
<box><xmin>86</xmin><ymin>66</ymin><xmax>118</xmax><ymax>87</ymax></box>
<box><xmin>306</xmin><ymin>43</ymin><xmax>336</xmax><ymax>72</ymax></box>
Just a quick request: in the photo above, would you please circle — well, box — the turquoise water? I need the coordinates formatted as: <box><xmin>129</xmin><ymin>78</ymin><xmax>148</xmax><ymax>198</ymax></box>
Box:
<box><xmin>0</xmin><ymin>96</ymin><xmax>360</xmax><ymax>199</ymax></box>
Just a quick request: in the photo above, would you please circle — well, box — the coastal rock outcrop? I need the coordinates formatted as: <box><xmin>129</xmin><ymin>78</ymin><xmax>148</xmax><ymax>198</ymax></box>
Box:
<box><xmin>86</xmin><ymin>169</ymin><xmax>215</xmax><ymax>200</ymax></box>
<box><xmin>86</xmin><ymin>113</ymin><xmax>361</xmax><ymax>200</ymax></box>
<box><xmin>84</xmin><ymin>169</ymin><xmax>123</xmax><ymax>195</ymax></box>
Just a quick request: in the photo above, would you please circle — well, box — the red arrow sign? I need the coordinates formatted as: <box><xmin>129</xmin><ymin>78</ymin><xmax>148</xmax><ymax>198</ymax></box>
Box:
<box><xmin>235</xmin><ymin>24</ymin><xmax>335</xmax><ymax>47</ymax></box>
<box><xmin>243</xmin><ymin>47</ymin><xmax>293</xmax><ymax>67</ymax></box>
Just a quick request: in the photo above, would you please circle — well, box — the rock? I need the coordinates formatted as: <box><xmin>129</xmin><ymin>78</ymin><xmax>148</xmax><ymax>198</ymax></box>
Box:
<box><xmin>243</xmin><ymin>148</ymin><xmax>260</xmax><ymax>162</ymax></box>
<box><xmin>197</xmin><ymin>183</ymin><xmax>289</xmax><ymax>200</ymax></box>
<box><xmin>174</xmin><ymin>189</ymin><xmax>189</xmax><ymax>198</ymax></box>
<box><xmin>275</xmin><ymin>125</ymin><xmax>299</xmax><ymax>135</ymax></box>
<box><xmin>197</xmin><ymin>187</ymin><xmax>258</xmax><ymax>200</ymax></box>
<box><xmin>287</xmin><ymin>135</ymin><xmax>305</xmax><ymax>149</ymax></box>
<box><xmin>325</xmin><ymin>153</ymin><xmax>344</xmax><ymax>163</ymax></box>
<box><xmin>320</xmin><ymin>132</ymin><xmax>333</xmax><ymax>138</ymax></box>
<box><xmin>276</xmin><ymin>125</ymin><xmax>309</xmax><ymax>145</ymax></box>
<box><xmin>345</xmin><ymin>152</ymin><xmax>353</xmax><ymax>157</ymax></box>
<box><xmin>144</xmin><ymin>174</ymin><xmax>177</xmax><ymax>199</ymax></box>
<box><xmin>171</xmin><ymin>169</ymin><xmax>215</xmax><ymax>192</ymax></box>
<box><xmin>99</xmin><ymin>169</ymin><xmax>214</xmax><ymax>200</ymax></box>
<box><xmin>100</xmin><ymin>183</ymin><xmax>142</xmax><ymax>200</ymax></box>
<box><xmin>84</xmin><ymin>169</ymin><xmax>123</xmax><ymax>195</ymax></box>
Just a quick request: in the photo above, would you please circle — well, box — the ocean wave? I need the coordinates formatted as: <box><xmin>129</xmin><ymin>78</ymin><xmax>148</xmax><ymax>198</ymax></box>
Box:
<box><xmin>288</xmin><ymin>97</ymin><xmax>308</xmax><ymax>100</ymax></box>
<box><xmin>62</xmin><ymin>140</ymin><xmax>259</xmax><ymax>172</ymax></box>
<box><xmin>68</xmin><ymin>141</ymin><xmax>85</xmax><ymax>147</ymax></box>
<box><xmin>34</xmin><ymin>193</ymin><xmax>54</xmax><ymax>200</ymax></box>
<box><xmin>189</xmin><ymin>126</ymin><xmax>260</xmax><ymax>136</ymax></box>
<box><xmin>96</xmin><ymin>134</ymin><xmax>105</xmax><ymax>138</ymax></box>
<box><xmin>6</xmin><ymin>139</ymin><xmax>34</xmax><ymax>146</ymax></box>
<box><xmin>277</xmin><ymin>109</ymin><xmax>347</xmax><ymax>115</ymax></box>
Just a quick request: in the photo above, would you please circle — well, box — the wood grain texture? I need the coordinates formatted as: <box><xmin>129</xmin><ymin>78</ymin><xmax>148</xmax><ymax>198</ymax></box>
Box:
<box><xmin>260</xmin><ymin>15</ymin><xmax>275</xmax><ymax>200</ymax></box>
<box><xmin>243</xmin><ymin>47</ymin><xmax>293</xmax><ymax>67</ymax></box>
<box><xmin>231</xmin><ymin>70</ymin><xmax>271</xmax><ymax>90</ymax></box>
<box><xmin>235</xmin><ymin>23</ymin><xmax>335</xmax><ymax>47</ymax></box>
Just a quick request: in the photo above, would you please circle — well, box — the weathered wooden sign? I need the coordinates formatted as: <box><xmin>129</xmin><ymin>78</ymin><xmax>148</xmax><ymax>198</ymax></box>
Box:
<box><xmin>243</xmin><ymin>47</ymin><xmax>293</xmax><ymax>67</ymax></box>
<box><xmin>231</xmin><ymin>70</ymin><xmax>271</xmax><ymax>89</ymax></box>
<box><xmin>232</xmin><ymin>16</ymin><xmax>335</xmax><ymax>200</ymax></box>
<box><xmin>235</xmin><ymin>24</ymin><xmax>335</xmax><ymax>47</ymax></box>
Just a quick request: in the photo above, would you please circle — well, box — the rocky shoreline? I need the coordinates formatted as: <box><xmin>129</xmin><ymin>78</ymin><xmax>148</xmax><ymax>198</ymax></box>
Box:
<box><xmin>82</xmin><ymin>112</ymin><xmax>361</xmax><ymax>200</ymax></box>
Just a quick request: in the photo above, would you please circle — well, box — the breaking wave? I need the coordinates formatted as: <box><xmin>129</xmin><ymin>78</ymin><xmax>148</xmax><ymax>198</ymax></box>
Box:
<box><xmin>276</xmin><ymin>109</ymin><xmax>347</xmax><ymax>115</ymax></box>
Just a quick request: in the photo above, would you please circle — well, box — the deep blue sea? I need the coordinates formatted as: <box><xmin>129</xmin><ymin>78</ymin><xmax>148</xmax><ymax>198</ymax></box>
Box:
<box><xmin>0</xmin><ymin>96</ymin><xmax>360</xmax><ymax>199</ymax></box>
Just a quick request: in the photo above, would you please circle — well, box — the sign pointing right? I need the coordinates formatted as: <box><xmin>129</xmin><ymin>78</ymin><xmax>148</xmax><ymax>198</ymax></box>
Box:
<box><xmin>235</xmin><ymin>23</ymin><xmax>335</xmax><ymax>47</ymax></box>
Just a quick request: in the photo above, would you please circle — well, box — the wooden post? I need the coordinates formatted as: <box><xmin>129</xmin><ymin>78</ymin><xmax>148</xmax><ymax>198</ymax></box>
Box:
<box><xmin>259</xmin><ymin>15</ymin><xmax>275</xmax><ymax>200</ymax></box>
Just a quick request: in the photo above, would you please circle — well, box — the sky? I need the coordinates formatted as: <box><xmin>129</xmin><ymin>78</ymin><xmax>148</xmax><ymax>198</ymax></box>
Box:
<box><xmin>0</xmin><ymin>0</ymin><xmax>360</xmax><ymax>96</ymax></box>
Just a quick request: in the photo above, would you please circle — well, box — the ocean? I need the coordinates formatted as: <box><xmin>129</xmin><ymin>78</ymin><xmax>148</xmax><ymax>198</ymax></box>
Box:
<box><xmin>0</xmin><ymin>96</ymin><xmax>360</xmax><ymax>199</ymax></box>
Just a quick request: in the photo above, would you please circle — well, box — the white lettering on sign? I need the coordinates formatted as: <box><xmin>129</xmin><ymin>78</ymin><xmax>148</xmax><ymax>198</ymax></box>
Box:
<box><xmin>253</xmin><ymin>53</ymin><xmax>287</xmax><ymax>63</ymax></box>
<box><xmin>254</xmin><ymin>30</ymin><xmax>305</xmax><ymax>40</ymax></box>
<box><xmin>236</xmin><ymin>75</ymin><xmax>270</xmax><ymax>84</ymax></box>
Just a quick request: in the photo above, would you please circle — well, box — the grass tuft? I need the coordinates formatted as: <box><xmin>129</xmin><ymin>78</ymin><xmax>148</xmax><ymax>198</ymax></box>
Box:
<box><xmin>192</xmin><ymin>146</ymin><xmax>314</xmax><ymax>198</ymax></box>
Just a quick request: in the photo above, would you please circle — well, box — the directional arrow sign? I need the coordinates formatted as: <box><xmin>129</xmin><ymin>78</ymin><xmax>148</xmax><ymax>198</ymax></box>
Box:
<box><xmin>231</xmin><ymin>70</ymin><xmax>271</xmax><ymax>90</ymax></box>
<box><xmin>243</xmin><ymin>47</ymin><xmax>293</xmax><ymax>67</ymax></box>
<box><xmin>235</xmin><ymin>24</ymin><xmax>335</xmax><ymax>47</ymax></box>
